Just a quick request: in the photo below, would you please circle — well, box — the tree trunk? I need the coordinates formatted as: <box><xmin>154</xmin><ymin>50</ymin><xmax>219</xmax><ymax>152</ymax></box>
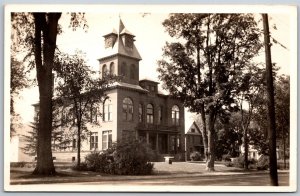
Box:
<box><xmin>77</xmin><ymin>124</ymin><xmax>81</xmax><ymax>167</ymax></box>
<box><xmin>200</xmin><ymin>104</ymin><xmax>208</xmax><ymax>161</ymax></box>
<box><xmin>243</xmin><ymin>127</ymin><xmax>249</xmax><ymax>170</ymax></box>
<box><xmin>262</xmin><ymin>13</ymin><xmax>278</xmax><ymax>186</ymax></box>
<box><xmin>33</xmin><ymin>13</ymin><xmax>61</xmax><ymax>175</ymax></box>
<box><xmin>206</xmin><ymin>110</ymin><xmax>216</xmax><ymax>171</ymax></box>
<box><xmin>283</xmin><ymin>130</ymin><xmax>286</xmax><ymax>169</ymax></box>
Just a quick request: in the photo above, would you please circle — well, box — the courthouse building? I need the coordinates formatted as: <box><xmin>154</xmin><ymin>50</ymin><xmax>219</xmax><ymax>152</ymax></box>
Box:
<box><xmin>26</xmin><ymin>19</ymin><xmax>185</xmax><ymax>162</ymax></box>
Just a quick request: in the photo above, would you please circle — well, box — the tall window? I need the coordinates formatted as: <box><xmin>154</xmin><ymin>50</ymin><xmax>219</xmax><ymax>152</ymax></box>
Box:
<box><xmin>109</xmin><ymin>62</ymin><xmax>115</xmax><ymax>75</ymax></box>
<box><xmin>102</xmin><ymin>130</ymin><xmax>112</xmax><ymax>150</ymax></box>
<box><xmin>130</xmin><ymin>64</ymin><xmax>135</xmax><ymax>79</ymax></box>
<box><xmin>103</xmin><ymin>99</ymin><xmax>112</xmax><ymax>121</ymax></box>
<box><xmin>172</xmin><ymin>105</ymin><xmax>180</xmax><ymax>125</ymax></box>
<box><xmin>123</xmin><ymin>98</ymin><xmax>133</xmax><ymax>121</ymax></box>
<box><xmin>147</xmin><ymin>104</ymin><xmax>154</xmax><ymax>124</ymax></box>
<box><xmin>138</xmin><ymin>103</ymin><xmax>143</xmax><ymax>123</ymax></box>
<box><xmin>90</xmin><ymin>132</ymin><xmax>98</xmax><ymax>150</ymax></box>
<box><xmin>121</xmin><ymin>63</ymin><xmax>127</xmax><ymax>77</ymax></box>
<box><xmin>158</xmin><ymin>106</ymin><xmax>162</xmax><ymax>125</ymax></box>
<box><xmin>102</xmin><ymin>64</ymin><xmax>108</xmax><ymax>77</ymax></box>
<box><xmin>90</xmin><ymin>104</ymin><xmax>98</xmax><ymax>123</ymax></box>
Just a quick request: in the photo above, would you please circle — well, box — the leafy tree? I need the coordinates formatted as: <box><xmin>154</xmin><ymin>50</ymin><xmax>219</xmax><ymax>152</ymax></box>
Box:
<box><xmin>54</xmin><ymin>51</ymin><xmax>114</xmax><ymax>167</ymax></box>
<box><xmin>21</xmin><ymin>104</ymin><xmax>68</xmax><ymax>156</ymax></box>
<box><xmin>274</xmin><ymin>75</ymin><xmax>289</xmax><ymax>168</ymax></box>
<box><xmin>235</xmin><ymin>64</ymin><xmax>266</xmax><ymax>169</ymax></box>
<box><xmin>11</xmin><ymin>12</ymin><xmax>86</xmax><ymax>175</ymax></box>
<box><xmin>158</xmin><ymin>13</ymin><xmax>262</xmax><ymax>171</ymax></box>
<box><xmin>10</xmin><ymin>57</ymin><xmax>29</xmax><ymax>138</ymax></box>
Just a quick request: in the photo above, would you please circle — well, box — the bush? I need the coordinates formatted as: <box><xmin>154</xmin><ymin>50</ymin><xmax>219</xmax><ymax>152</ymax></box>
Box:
<box><xmin>222</xmin><ymin>154</ymin><xmax>231</xmax><ymax>162</ymax></box>
<box><xmin>233</xmin><ymin>155</ymin><xmax>245</xmax><ymax>168</ymax></box>
<box><xmin>10</xmin><ymin>162</ymin><xmax>27</xmax><ymax>168</ymax></box>
<box><xmin>224</xmin><ymin>161</ymin><xmax>234</xmax><ymax>167</ymax></box>
<box><xmin>83</xmin><ymin>138</ymin><xmax>154</xmax><ymax>175</ymax></box>
<box><xmin>190</xmin><ymin>151</ymin><xmax>202</xmax><ymax>161</ymax></box>
<box><xmin>257</xmin><ymin>155</ymin><xmax>269</xmax><ymax>170</ymax></box>
<box><xmin>71</xmin><ymin>162</ymin><xmax>88</xmax><ymax>171</ymax></box>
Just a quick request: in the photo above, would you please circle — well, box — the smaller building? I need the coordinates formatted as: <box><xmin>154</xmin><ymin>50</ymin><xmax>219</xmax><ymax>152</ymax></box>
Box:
<box><xmin>185</xmin><ymin>121</ymin><xmax>204</xmax><ymax>160</ymax></box>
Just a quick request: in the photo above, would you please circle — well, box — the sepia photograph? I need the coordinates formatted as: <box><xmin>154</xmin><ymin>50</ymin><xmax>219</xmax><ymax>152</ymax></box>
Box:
<box><xmin>4</xmin><ymin>4</ymin><xmax>297</xmax><ymax>192</ymax></box>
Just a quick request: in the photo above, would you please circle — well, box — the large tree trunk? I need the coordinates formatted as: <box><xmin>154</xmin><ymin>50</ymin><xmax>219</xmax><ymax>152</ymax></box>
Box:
<box><xmin>283</xmin><ymin>130</ymin><xmax>286</xmax><ymax>169</ymax></box>
<box><xmin>243</xmin><ymin>127</ymin><xmax>249</xmax><ymax>170</ymax></box>
<box><xmin>206</xmin><ymin>110</ymin><xmax>216</xmax><ymax>171</ymax></box>
<box><xmin>77</xmin><ymin>124</ymin><xmax>81</xmax><ymax>167</ymax></box>
<box><xmin>32</xmin><ymin>13</ymin><xmax>61</xmax><ymax>175</ymax></box>
<box><xmin>200</xmin><ymin>104</ymin><xmax>208</xmax><ymax>161</ymax></box>
<box><xmin>262</xmin><ymin>13</ymin><xmax>278</xmax><ymax>186</ymax></box>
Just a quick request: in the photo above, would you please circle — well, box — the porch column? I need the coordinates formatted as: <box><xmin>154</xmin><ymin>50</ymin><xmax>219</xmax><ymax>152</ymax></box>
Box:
<box><xmin>156</xmin><ymin>133</ymin><xmax>159</xmax><ymax>151</ymax></box>
<box><xmin>146</xmin><ymin>132</ymin><xmax>149</xmax><ymax>144</ymax></box>
<box><xmin>167</xmin><ymin>134</ymin><xmax>170</xmax><ymax>154</ymax></box>
<box><xmin>174</xmin><ymin>135</ymin><xmax>177</xmax><ymax>154</ymax></box>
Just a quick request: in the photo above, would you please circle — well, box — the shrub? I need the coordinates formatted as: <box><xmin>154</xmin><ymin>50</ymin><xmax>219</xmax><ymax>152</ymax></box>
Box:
<box><xmin>10</xmin><ymin>162</ymin><xmax>26</xmax><ymax>168</ymax></box>
<box><xmin>222</xmin><ymin>154</ymin><xmax>231</xmax><ymax>162</ymax></box>
<box><xmin>83</xmin><ymin>138</ymin><xmax>154</xmax><ymax>175</ymax></box>
<box><xmin>257</xmin><ymin>155</ymin><xmax>269</xmax><ymax>170</ymax></box>
<box><xmin>224</xmin><ymin>161</ymin><xmax>234</xmax><ymax>167</ymax></box>
<box><xmin>72</xmin><ymin>162</ymin><xmax>88</xmax><ymax>171</ymax></box>
<box><xmin>233</xmin><ymin>155</ymin><xmax>245</xmax><ymax>168</ymax></box>
<box><xmin>190</xmin><ymin>151</ymin><xmax>202</xmax><ymax>161</ymax></box>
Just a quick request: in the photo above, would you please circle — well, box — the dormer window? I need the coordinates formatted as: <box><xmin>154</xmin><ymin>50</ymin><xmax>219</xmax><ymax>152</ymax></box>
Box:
<box><xmin>125</xmin><ymin>35</ymin><xmax>133</xmax><ymax>49</ymax></box>
<box><xmin>104</xmin><ymin>34</ymin><xmax>117</xmax><ymax>48</ymax></box>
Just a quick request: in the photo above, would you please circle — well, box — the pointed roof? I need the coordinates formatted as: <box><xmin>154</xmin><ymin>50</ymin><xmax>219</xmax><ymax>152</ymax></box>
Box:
<box><xmin>186</xmin><ymin>121</ymin><xmax>202</xmax><ymax>135</ymax></box>
<box><xmin>100</xmin><ymin>18</ymin><xmax>141</xmax><ymax>61</ymax></box>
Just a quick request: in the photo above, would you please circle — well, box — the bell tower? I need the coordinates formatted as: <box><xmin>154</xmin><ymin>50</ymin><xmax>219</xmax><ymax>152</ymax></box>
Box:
<box><xmin>98</xmin><ymin>19</ymin><xmax>142</xmax><ymax>85</ymax></box>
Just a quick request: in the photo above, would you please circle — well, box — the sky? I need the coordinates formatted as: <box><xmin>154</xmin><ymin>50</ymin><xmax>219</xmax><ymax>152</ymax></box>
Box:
<box><xmin>13</xmin><ymin>11</ymin><xmax>294</xmax><ymax>132</ymax></box>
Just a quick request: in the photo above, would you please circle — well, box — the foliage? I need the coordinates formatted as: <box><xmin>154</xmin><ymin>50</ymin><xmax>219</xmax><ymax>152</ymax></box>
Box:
<box><xmin>11</xmin><ymin>12</ymin><xmax>88</xmax><ymax>175</ymax></box>
<box><xmin>83</xmin><ymin>138</ymin><xmax>154</xmax><ymax>175</ymax></box>
<box><xmin>232</xmin><ymin>155</ymin><xmax>256</xmax><ymax>169</ymax></box>
<box><xmin>10</xmin><ymin>161</ymin><xmax>27</xmax><ymax>168</ymax></box>
<box><xmin>222</xmin><ymin>154</ymin><xmax>232</xmax><ymax>162</ymax></box>
<box><xmin>54</xmin><ymin>51</ymin><xmax>115</xmax><ymax>167</ymax></box>
<box><xmin>158</xmin><ymin>13</ymin><xmax>262</xmax><ymax>170</ymax></box>
<box><xmin>10</xmin><ymin>57</ymin><xmax>30</xmax><ymax>138</ymax></box>
<box><xmin>257</xmin><ymin>155</ymin><xmax>269</xmax><ymax>170</ymax></box>
<box><xmin>190</xmin><ymin>151</ymin><xmax>202</xmax><ymax>161</ymax></box>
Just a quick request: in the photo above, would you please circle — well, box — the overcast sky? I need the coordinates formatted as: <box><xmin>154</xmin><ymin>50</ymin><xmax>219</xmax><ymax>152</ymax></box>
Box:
<box><xmin>13</xmin><ymin>11</ymin><xmax>294</xmax><ymax>132</ymax></box>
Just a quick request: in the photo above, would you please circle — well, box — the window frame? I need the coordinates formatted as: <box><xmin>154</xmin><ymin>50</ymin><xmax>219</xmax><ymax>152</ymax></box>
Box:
<box><xmin>171</xmin><ymin>105</ymin><xmax>180</xmax><ymax>126</ymax></box>
<box><xmin>103</xmin><ymin>99</ymin><xmax>113</xmax><ymax>122</ymax></box>
<box><xmin>146</xmin><ymin>104</ymin><xmax>154</xmax><ymax>124</ymax></box>
<box><xmin>102</xmin><ymin>130</ymin><xmax>112</xmax><ymax>150</ymax></box>
<box><xmin>122</xmin><ymin>97</ymin><xmax>133</xmax><ymax>121</ymax></box>
<box><xmin>90</xmin><ymin>132</ymin><xmax>98</xmax><ymax>150</ymax></box>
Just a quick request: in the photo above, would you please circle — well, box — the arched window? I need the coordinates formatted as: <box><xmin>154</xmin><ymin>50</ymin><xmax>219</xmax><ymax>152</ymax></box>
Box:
<box><xmin>102</xmin><ymin>64</ymin><xmax>108</xmax><ymax>77</ymax></box>
<box><xmin>138</xmin><ymin>103</ymin><xmax>143</xmax><ymax>123</ymax></box>
<box><xmin>130</xmin><ymin>64</ymin><xmax>135</xmax><ymax>79</ymax></box>
<box><xmin>172</xmin><ymin>105</ymin><xmax>180</xmax><ymax>126</ymax></box>
<box><xmin>122</xmin><ymin>97</ymin><xmax>133</xmax><ymax>121</ymax></box>
<box><xmin>146</xmin><ymin>104</ymin><xmax>154</xmax><ymax>124</ymax></box>
<box><xmin>121</xmin><ymin>63</ymin><xmax>127</xmax><ymax>77</ymax></box>
<box><xmin>103</xmin><ymin>99</ymin><xmax>112</xmax><ymax>122</ymax></box>
<box><xmin>109</xmin><ymin>62</ymin><xmax>115</xmax><ymax>75</ymax></box>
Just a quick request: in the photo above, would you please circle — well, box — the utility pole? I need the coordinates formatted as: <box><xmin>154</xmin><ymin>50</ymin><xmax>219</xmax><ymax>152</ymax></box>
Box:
<box><xmin>262</xmin><ymin>13</ymin><xmax>278</xmax><ymax>186</ymax></box>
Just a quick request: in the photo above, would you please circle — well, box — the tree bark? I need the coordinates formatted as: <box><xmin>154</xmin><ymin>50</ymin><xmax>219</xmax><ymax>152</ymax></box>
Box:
<box><xmin>243</xmin><ymin>127</ymin><xmax>249</xmax><ymax>170</ymax></box>
<box><xmin>262</xmin><ymin>13</ymin><xmax>278</xmax><ymax>186</ymax></box>
<box><xmin>200</xmin><ymin>104</ymin><xmax>208</xmax><ymax>161</ymax></box>
<box><xmin>77</xmin><ymin>124</ymin><xmax>81</xmax><ymax>167</ymax></box>
<box><xmin>33</xmin><ymin>13</ymin><xmax>61</xmax><ymax>175</ymax></box>
<box><xmin>206</xmin><ymin>110</ymin><xmax>216</xmax><ymax>171</ymax></box>
<box><xmin>283</xmin><ymin>129</ymin><xmax>286</xmax><ymax>169</ymax></box>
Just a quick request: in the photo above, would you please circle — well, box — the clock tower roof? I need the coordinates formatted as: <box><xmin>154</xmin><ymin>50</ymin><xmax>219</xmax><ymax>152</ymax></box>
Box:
<box><xmin>99</xmin><ymin>19</ymin><xmax>141</xmax><ymax>61</ymax></box>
